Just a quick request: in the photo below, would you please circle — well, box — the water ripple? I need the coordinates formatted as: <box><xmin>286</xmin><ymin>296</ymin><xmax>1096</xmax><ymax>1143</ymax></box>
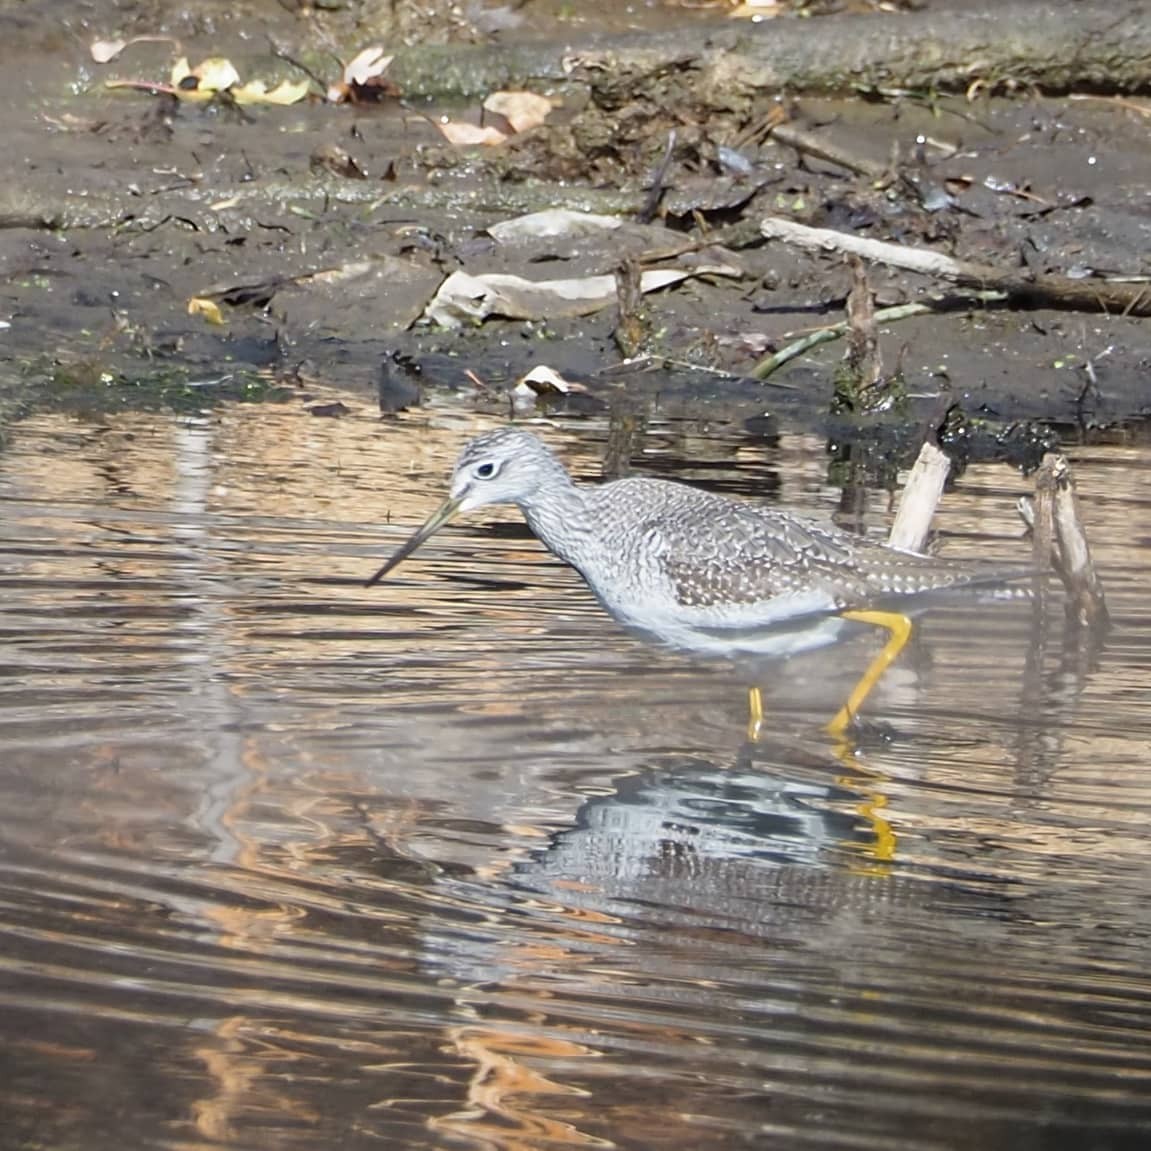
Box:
<box><xmin>2</xmin><ymin>409</ymin><xmax>1150</xmax><ymax>1149</ymax></box>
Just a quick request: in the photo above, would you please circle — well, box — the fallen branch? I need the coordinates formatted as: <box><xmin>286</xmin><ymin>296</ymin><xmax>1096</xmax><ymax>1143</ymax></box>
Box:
<box><xmin>0</xmin><ymin>180</ymin><xmax>651</xmax><ymax>233</ymax></box>
<box><xmin>390</xmin><ymin>0</ymin><xmax>1151</xmax><ymax>100</ymax></box>
<box><xmin>761</xmin><ymin>215</ymin><xmax>1151</xmax><ymax>317</ymax></box>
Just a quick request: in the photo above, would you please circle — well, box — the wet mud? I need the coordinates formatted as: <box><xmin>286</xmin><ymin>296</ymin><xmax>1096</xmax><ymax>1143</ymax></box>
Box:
<box><xmin>1</xmin><ymin>0</ymin><xmax>1149</xmax><ymax>451</ymax></box>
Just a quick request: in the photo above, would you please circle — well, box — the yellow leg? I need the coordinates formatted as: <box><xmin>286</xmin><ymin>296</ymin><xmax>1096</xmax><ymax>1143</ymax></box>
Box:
<box><xmin>827</xmin><ymin>609</ymin><xmax>913</xmax><ymax>736</ymax></box>
<box><xmin>747</xmin><ymin>685</ymin><xmax>765</xmax><ymax>742</ymax></box>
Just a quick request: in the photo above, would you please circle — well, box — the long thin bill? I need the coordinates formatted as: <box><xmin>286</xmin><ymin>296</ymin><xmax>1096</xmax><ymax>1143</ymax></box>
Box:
<box><xmin>365</xmin><ymin>496</ymin><xmax>463</xmax><ymax>587</ymax></box>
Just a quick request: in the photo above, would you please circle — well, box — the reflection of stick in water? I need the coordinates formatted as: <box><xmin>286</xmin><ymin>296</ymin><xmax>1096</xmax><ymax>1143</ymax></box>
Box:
<box><xmin>430</xmin><ymin>1025</ymin><xmax>601</xmax><ymax>1151</ymax></box>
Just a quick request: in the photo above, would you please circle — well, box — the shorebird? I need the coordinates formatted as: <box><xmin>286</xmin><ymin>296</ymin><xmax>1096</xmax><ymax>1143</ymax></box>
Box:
<box><xmin>368</xmin><ymin>427</ymin><xmax>1013</xmax><ymax>736</ymax></box>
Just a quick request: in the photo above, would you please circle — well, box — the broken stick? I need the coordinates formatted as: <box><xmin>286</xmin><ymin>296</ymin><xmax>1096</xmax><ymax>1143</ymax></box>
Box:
<box><xmin>1020</xmin><ymin>453</ymin><xmax>1108</xmax><ymax>629</ymax></box>
<box><xmin>761</xmin><ymin>216</ymin><xmax>1151</xmax><ymax>317</ymax></box>
<box><xmin>888</xmin><ymin>442</ymin><xmax>952</xmax><ymax>554</ymax></box>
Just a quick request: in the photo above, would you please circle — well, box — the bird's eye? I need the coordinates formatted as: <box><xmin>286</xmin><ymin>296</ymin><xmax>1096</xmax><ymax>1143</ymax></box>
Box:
<box><xmin>475</xmin><ymin>461</ymin><xmax>497</xmax><ymax>479</ymax></box>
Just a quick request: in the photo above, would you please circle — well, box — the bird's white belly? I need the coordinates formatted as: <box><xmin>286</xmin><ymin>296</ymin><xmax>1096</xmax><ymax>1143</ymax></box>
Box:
<box><xmin>596</xmin><ymin>585</ymin><xmax>848</xmax><ymax>659</ymax></box>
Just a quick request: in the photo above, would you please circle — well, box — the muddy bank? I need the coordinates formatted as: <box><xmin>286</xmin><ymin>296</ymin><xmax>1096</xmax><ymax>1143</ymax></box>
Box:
<box><xmin>0</xmin><ymin>0</ymin><xmax>1149</xmax><ymax>451</ymax></box>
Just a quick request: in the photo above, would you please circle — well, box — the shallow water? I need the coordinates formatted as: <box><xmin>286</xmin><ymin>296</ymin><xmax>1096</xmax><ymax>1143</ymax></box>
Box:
<box><xmin>1</xmin><ymin>402</ymin><xmax>1150</xmax><ymax>1151</ymax></box>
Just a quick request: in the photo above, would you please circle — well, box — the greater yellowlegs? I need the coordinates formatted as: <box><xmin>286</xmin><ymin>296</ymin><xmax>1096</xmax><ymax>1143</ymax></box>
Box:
<box><xmin>368</xmin><ymin>427</ymin><xmax>1012</xmax><ymax>734</ymax></box>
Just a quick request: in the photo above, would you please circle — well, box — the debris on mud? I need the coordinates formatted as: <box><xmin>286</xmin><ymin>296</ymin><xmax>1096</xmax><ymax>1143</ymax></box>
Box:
<box><xmin>0</xmin><ymin>0</ymin><xmax>1148</xmax><ymax>456</ymax></box>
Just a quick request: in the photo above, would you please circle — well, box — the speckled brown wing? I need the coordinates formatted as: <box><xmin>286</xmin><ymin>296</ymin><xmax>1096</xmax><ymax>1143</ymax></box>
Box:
<box><xmin>653</xmin><ymin>500</ymin><xmax>981</xmax><ymax>611</ymax></box>
<box><xmin>653</xmin><ymin>502</ymin><xmax>870</xmax><ymax>609</ymax></box>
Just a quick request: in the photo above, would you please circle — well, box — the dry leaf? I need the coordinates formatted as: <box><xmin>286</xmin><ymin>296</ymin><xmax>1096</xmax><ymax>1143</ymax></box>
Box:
<box><xmin>516</xmin><ymin>365</ymin><xmax>585</xmax><ymax>394</ymax></box>
<box><xmin>513</xmin><ymin>364</ymin><xmax>587</xmax><ymax>409</ymax></box>
<box><xmin>310</xmin><ymin>144</ymin><xmax>368</xmax><ymax>178</ymax></box>
<box><xmin>326</xmin><ymin>46</ymin><xmax>398</xmax><ymax>103</ymax></box>
<box><xmin>728</xmin><ymin>0</ymin><xmax>782</xmax><ymax>17</ymax></box>
<box><xmin>487</xmin><ymin>209</ymin><xmax>622</xmax><ymax>242</ymax></box>
<box><xmin>91</xmin><ymin>38</ymin><xmax>127</xmax><ymax>63</ymax></box>
<box><xmin>482</xmin><ymin>90</ymin><xmax>553</xmax><ymax>133</ymax></box>
<box><xmin>187</xmin><ymin>297</ymin><xmax>226</xmax><ymax>325</ymax></box>
<box><xmin>196</xmin><ymin>57</ymin><xmax>241</xmax><ymax>92</ymax></box>
<box><xmin>170</xmin><ymin>56</ymin><xmax>241</xmax><ymax>99</ymax></box>
<box><xmin>437</xmin><ymin>121</ymin><xmax>508</xmax><ymax>147</ymax></box>
<box><xmin>424</xmin><ymin>268</ymin><xmax>688</xmax><ymax>327</ymax></box>
<box><xmin>303</xmin><ymin>260</ymin><xmax>376</xmax><ymax>286</ymax></box>
<box><xmin>168</xmin><ymin>57</ymin><xmax>308</xmax><ymax>105</ymax></box>
<box><xmin>346</xmin><ymin>46</ymin><xmax>393</xmax><ymax>86</ymax></box>
<box><xmin>90</xmin><ymin>34</ymin><xmax>178</xmax><ymax>63</ymax></box>
<box><xmin>233</xmin><ymin>78</ymin><xmax>311</xmax><ymax>106</ymax></box>
<box><xmin>231</xmin><ymin>80</ymin><xmax>269</xmax><ymax>103</ymax></box>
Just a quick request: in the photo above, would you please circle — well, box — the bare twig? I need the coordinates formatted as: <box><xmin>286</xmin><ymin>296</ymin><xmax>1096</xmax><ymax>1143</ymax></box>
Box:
<box><xmin>750</xmin><ymin>292</ymin><xmax>1006</xmax><ymax>379</ymax></box>
<box><xmin>639</xmin><ymin>129</ymin><xmax>677</xmax><ymax>225</ymax></box>
<box><xmin>844</xmin><ymin>255</ymin><xmax>882</xmax><ymax>389</ymax></box>
<box><xmin>767</xmin><ymin>122</ymin><xmax>890</xmax><ymax>182</ymax></box>
<box><xmin>761</xmin><ymin>216</ymin><xmax>1151</xmax><ymax>316</ymax></box>
<box><xmin>597</xmin><ymin>354</ymin><xmax>799</xmax><ymax>388</ymax></box>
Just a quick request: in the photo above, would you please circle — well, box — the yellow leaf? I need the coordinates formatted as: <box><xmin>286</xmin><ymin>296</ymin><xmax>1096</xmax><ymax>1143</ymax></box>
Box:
<box><xmin>233</xmin><ymin>77</ymin><xmax>311</xmax><ymax>106</ymax></box>
<box><xmin>231</xmin><ymin>79</ymin><xmax>268</xmax><ymax>104</ymax></box>
<box><xmin>171</xmin><ymin>56</ymin><xmax>241</xmax><ymax>97</ymax></box>
<box><xmin>187</xmin><ymin>297</ymin><xmax>226</xmax><ymax>325</ymax></box>
<box><xmin>196</xmin><ymin>57</ymin><xmax>241</xmax><ymax>92</ymax></box>
<box><xmin>170</xmin><ymin>56</ymin><xmax>193</xmax><ymax>86</ymax></box>
<box><xmin>259</xmin><ymin>78</ymin><xmax>312</xmax><ymax>105</ymax></box>
<box><xmin>170</xmin><ymin>56</ymin><xmax>211</xmax><ymax>102</ymax></box>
